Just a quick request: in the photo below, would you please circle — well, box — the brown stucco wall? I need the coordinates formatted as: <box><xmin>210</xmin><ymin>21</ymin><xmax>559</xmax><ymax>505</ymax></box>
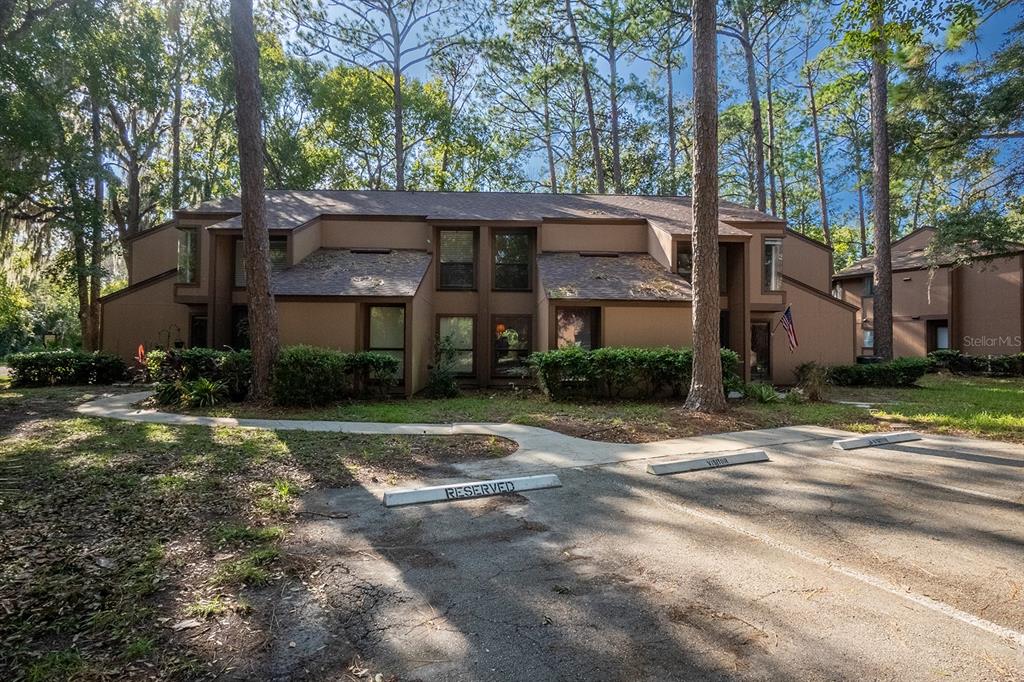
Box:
<box><xmin>783</xmin><ymin>233</ymin><xmax>831</xmax><ymax>293</ymax></box>
<box><xmin>291</xmin><ymin>220</ymin><xmax>322</xmax><ymax>264</ymax></box>
<box><xmin>647</xmin><ymin>224</ymin><xmax>674</xmax><ymax>270</ymax></box>
<box><xmin>772</xmin><ymin>279</ymin><xmax>857</xmax><ymax>383</ymax></box>
<box><xmin>958</xmin><ymin>257</ymin><xmax>1023</xmax><ymax>356</ymax></box>
<box><xmin>892</xmin><ymin>267</ymin><xmax>950</xmax><ymax>318</ymax></box>
<box><xmin>129</xmin><ymin>225</ymin><xmax>177</xmax><ymax>285</ymax></box>
<box><xmin>101</xmin><ymin>275</ymin><xmax>190</xmax><ymax>360</ymax></box>
<box><xmin>276</xmin><ymin>301</ymin><xmax>358</xmax><ymax>351</ymax></box>
<box><xmin>539</xmin><ymin>222</ymin><xmax>647</xmax><ymax>253</ymax></box>
<box><xmin>601</xmin><ymin>306</ymin><xmax>691</xmax><ymax>348</ymax></box>
<box><xmin>320</xmin><ymin>219</ymin><xmax>430</xmax><ymax>250</ymax></box>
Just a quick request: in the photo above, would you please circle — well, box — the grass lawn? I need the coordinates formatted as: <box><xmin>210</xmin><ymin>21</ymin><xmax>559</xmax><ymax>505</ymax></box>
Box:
<box><xmin>187</xmin><ymin>373</ymin><xmax>1024</xmax><ymax>445</ymax></box>
<box><xmin>0</xmin><ymin>385</ymin><xmax>512</xmax><ymax>680</ymax></box>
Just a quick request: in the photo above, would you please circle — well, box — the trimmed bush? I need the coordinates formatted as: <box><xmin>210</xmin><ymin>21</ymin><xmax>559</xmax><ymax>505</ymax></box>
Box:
<box><xmin>8</xmin><ymin>350</ymin><xmax>127</xmax><ymax>387</ymax></box>
<box><xmin>270</xmin><ymin>345</ymin><xmax>399</xmax><ymax>406</ymax></box>
<box><xmin>927</xmin><ymin>349</ymin><xmax>1024</xmax><ymax>376</ymax></box>
<box><xmin>529</xmin><ymin>346</ymin><xmax>740</xmax><ymax>401</ymax></box>
<box><xmin>270</xmin><ymin>345</ymin><xmax>350</xmax><ymax>406</ymax></box>
<box><xmin>825</xmin><ymin>357</ymin><xmax>932</xmax><ymax>387</ymax></box>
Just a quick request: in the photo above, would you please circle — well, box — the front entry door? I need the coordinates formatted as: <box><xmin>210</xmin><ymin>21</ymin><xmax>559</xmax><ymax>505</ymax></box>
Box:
<box><xmin>751</xmin><ymin>322</ymin><xmax>771</xmax><ymax>382</ymax></box>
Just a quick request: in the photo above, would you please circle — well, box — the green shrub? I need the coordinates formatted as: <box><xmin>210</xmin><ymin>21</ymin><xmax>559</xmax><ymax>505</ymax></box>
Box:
<box><xmin>794</xmin><ymin>362</ymin><xmax>829</xmax><ymax>401</ymax></box>
<box><xmin>424</xmin><ymin>335</ymin><xmax>460</xmax><ymax>398</ymax></box>
<box><xmin>269</xmin><ymin>346</ymin><xmax>399</xmax><ymax>406</ymax></box>
<box><xmin>271</xmin><ymin>345</ymin><xmax>350</xmax><ymax>406</ymax></box>
<box><xmin>179</xmin><ymin>378</ymin><xmax>227</xmax><ymax>408</ymax></box>
<box><xmin>219</xmin><ymin>350</ymin><xmax>253</xmax><ymax>401</ymax></box>
<box><xmin>529</xmin><ymin>346</ymin><xmax>740</xmax><ymax>401</ymax></box>
<box><xmin>825</xmin><ymin>357</ymin><xmax>932</xmax><ymax>387</ymax></box>
<box><xmin>744</xmin><ymin>382</ymin><xmax>780</xmax><ymax>403</ymax></box>
<box><xmin>346</xmin><ymin>351</ymin><xmax>400</xmax><ymax>398</ymax></box>
<box><xmin>8</xmin><ymin>350</ymin><xmax>127</xmax><ymax>387</ymax></box>
<box><xmin>153</xmin><ymin>348</ymin><xmax>253</xmax><ymax>402</ymax></box>
<box><xmin>927</xmin><ymin>349</ymin><xmax>1024</xmax><ymax>376</ymax></box>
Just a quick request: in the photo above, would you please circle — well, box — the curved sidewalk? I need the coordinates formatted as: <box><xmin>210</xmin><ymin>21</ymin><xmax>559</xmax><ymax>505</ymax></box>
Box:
<box><xmin>77</xmin><ymin>391</ymin><xmax>849</xmax><ymax>477</ymax></box>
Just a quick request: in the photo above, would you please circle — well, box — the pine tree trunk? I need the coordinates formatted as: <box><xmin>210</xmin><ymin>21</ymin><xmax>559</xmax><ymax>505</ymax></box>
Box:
<box><xmin>684</xmin><ymin>0</ymin><xmax>726</xmax><ymax>413</ymax></box>
<box><xmin>608</xmin><ymin>38</ymin><xmax>622</xmax><ymax>193</ymax></box>
<box><xmin>740</xmin><ymin>19</ymin><xmax>766</xmax><ymax>213</ymax></box>
<box><xmin>543</xmin><ymin>90</ymin><xmax>558</xmax><ymax>193</ymax></box>
<box><xmin>807</xmin><ymin>75</ymin><xmax>831</xmax><ymax>247</ymax></box>
<box><xmin>666</xmin><ymin>53</ymin><xmax>677</xmax><ymax>196</ymax></box>
<box><xmin>392</xmin><ymin>63</ymin><xmax>405</xmax><ymax>191</ymax></box>
<box><xmin>764</xmin><ymin>38</ymin><xmax>777</xmax><ymax>215</ymax></box>
<box><xmin>855</xmin><ymin>138</ymin><xmax>867</xmax><ymax>257</ymax></box>
<box><xmin>564</xmin><ymin>0</ymin><xmax>605</xmax><ymax>193</ymax></box>
<box><xmin>869</xmin><ymin>8</ymin><xmax>893</xmax><ymax>360</ymax></box>
<box><xmin>230</xmin><ymin>0</ymin><xmax>280</xmax><ymax>400</ymax></box>
<box><xmin>88</xmin><ymin>97</ymin><xmax>104</xmax><ymax>351</ymax></box>
<box><xmin>171</xmin><ymin>0</ymin><xmax>183</xmax><ymax>208</ymax></box>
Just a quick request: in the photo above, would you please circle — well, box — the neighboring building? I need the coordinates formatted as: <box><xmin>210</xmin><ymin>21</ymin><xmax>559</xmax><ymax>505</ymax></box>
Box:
<box><xmin>833</xmin><ymin>226</ymin><xmax>1024</xmax><ymax>358</ymax></box>
<box><xmin>101</xmin><ymin>191</ymin><xmax>856</xmax><ymax>394</ymax></box>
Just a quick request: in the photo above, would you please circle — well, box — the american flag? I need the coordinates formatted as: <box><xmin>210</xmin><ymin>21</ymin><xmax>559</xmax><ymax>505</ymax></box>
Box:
<box><xmin>779</xmin><ymin>306</ymin><xmax>798</xmax><ymax>352</ymax></box>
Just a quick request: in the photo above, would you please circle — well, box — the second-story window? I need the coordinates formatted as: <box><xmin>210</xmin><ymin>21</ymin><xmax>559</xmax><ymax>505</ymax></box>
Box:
<box><xmin>234</xmin><ymin>236</ymin><xmax>287</xmax><ymax>288</ymax></box>
<box><xmin>763</xmin><ymin>237</ymin><xmax>783</xmax><ymax>291</ymax></box>
<box><xmin>863</xmin><ymin>276</ymin><xmax>875</xmax><ymax>296</ymax></box>
<box><xmin>439</xmin><ymin>229</ymin><xmax>475</xmax><ymax>290</ymax></box>
<box><xmin>177</xmin><ymin>227</ymin><xmax>198</xmax><ymax>284</ymax></box>
<box><xmin>493</xmin><ymin>229</ymin><xmax>531</xmax><ymax>291</ymax></box>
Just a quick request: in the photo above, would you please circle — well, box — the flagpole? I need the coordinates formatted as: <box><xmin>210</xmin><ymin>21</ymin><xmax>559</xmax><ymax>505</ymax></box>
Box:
<box><xmin>771</xmin><ymin>305</ymin><xmax>790</xmax><ymax>334</ymax></box>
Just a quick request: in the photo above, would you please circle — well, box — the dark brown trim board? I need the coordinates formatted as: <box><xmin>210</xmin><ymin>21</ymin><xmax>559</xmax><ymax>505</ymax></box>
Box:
<box><xmin>99</xmin><ymin>269</ymin><xmax>178</xmax><ymax>302</ymax></box>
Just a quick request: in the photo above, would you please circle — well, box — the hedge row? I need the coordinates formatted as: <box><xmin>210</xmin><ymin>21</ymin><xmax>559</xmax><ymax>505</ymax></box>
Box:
<box><xmin>529</xmin><ymin>346</ymin><xmax>741</xmax><ymax>400</ymax></box>
<box><xmin>821</xmin><ymin>357</ymin><xmax>932</xmax><ymax>387</ymax></box>
<box><xmin>271</xmin><ymin>345</ymin><xmax>400</xmax><ymax>406</ymax></box>
<box><xmin>7</xmin><ymin>350</ymin><xmax>127</xmax><ymax>387</ymax></box>
<box><xmin>928</xmin><ymin>349</ymin><xmax>1024</xmax><ymax>376</ymax></box>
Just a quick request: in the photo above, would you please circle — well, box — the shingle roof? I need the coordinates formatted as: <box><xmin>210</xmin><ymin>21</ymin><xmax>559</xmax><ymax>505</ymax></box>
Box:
<box><xmin>834</xmin><ymin>231</ymin><xmax>1024</xmax><ymax>279</ymax></box>
<box><xmin>183</xmin><ymin>190</ymin><xmax>778</xmax><ymax>235</ymax></box>
<box><xmin>538</xmin><ymin>253</ymin><xmax>693</xmax><ymax>301</ymax></box>
<box><xmin>271</xmin><ymin>248</ymin><xmax>430</xmax><ymax>297</ymax></box>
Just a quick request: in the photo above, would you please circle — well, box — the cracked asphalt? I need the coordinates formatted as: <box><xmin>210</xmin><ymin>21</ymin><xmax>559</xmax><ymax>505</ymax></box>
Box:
<box><xmin>277</xmin><ymin>432</ymin><xmax>1024</xmax><ymax>681</ymax></box>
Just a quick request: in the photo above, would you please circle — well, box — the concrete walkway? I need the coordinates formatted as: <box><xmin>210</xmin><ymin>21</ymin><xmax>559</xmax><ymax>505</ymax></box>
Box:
<box><xmin>77</xmin><ymin>391</ymin><xmax>854</xmax><ymax>477</ymax></box>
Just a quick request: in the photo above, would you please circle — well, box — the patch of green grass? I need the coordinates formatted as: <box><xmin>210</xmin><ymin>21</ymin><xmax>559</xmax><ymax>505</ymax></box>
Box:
<box><xmin>213</xmin><ymin>548</ymin><xmax>280</xmax><ymax>587</ymax></box>
<box><xmin>214</xmin><ymin>523</ymin><xmax>286</xmax><ymax>546</ymax></box>
<box><xmin>123</xmin><ymin>637</ymin><xmax>155</xmax><ymax>659</ymax></box>
<box><xmin>27</xmin><ymin>649</ymin><xmax>87</xmax><ymax>682</ymax></box>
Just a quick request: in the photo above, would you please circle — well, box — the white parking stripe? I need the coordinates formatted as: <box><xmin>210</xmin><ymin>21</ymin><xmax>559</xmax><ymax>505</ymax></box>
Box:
<box><xmin>638</xmin><ymin>487</ymin><xmax>1024</xmax><ymax>649</ymax></box>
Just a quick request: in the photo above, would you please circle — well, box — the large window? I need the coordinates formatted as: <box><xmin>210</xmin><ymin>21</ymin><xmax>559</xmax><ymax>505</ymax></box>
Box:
<box><xmin>368</xmin><ymin>305</ymin><xmax>405</xmax><ymax>382</ymax></box>
<box><xmin>493</xmin><ymin>230</ymin><xmax>531</xmax><ymax>291</ymax></box>
<box><xmin>439</xmin><ymin>316</ymin><xmax>474</xmax><ymax>375</ymax></box>
<box><xmin>557</xmin><ymin>307</ymin><xmax>600</xmax><ymax>350</ymax></box>
<box><xmin>439</xmin><ymin>230</ymin><xmax>476</xmax><ymax>290</ymax></box>
<box><xmin>863</xmin><ymin>330</ymin><xmax>875</xmax><ymax>349</ymax></box>
<box><xmin>492</xmin><ymin>315</ymin><xmax>531</xmax><ymax>377</ymax></box>
<box><xmin>234</xmin><ymin>237</ymin><xmax>287</xmax><ymax>287</ymax></box>
<box><xmin>177</xmin><ymin>227</ymin><xmax>198</xmax><ymax>284</ymax></box>
<box><xmin>763</xmin><ymin>237</ymin><xmax>783</xmax><ymax>291</ymax></box>
<box><xmin>676</xmin><ymin>241</ymin><xmax>727</xmax><ymax>293</ymax></box>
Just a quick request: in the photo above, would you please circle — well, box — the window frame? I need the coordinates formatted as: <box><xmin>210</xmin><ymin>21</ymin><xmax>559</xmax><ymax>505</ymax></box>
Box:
<box><xmin>490</xmin><ymin>314</ymin><xmax>532</xmax><ymax>378</ymax></box>
<box><xmin>436</xmin><ymin>314</ymin><xmax>476</xmax><ymax>376</ymax></box>
<box><xmin>863</xmin><ymin>329</ymin><xmax>875</xmax><ymax>350</ymax></box>
<box><xmin>177</xmin><ymin>226</ymin><xmax>199</xmax><ymax>285</ymax></box>
<box><xmin>491</xmin><ymin>228</ymin><xmax>533</xmax><ymax>292</ymax></box>
<box><xmin>366</xmin><ymin>304</ymin><xmax>407</xmax><ymax>386</ymax></box>
<box><xmin>863</xmin><ymin>275</ymin><xmax>875</xmax><ymax>297</ymax></box>
<box><xmin>233</xmin><ymin>235</ymin><xmax>288</xmax><ymax>289</ymax></box>
<box><xmin>436</xmin><ymin>228</ymin><xmax>478</xmax><ymax>291</ymax></box>
<box><xmin>555</xmin><ymin>306</ymin><xmax>601</xmax><ymax>351</ymax></box>
<box><xmin>762</xmin><ymin>236</ymin><xmax>784</xmax><ymax>293</ymax></box>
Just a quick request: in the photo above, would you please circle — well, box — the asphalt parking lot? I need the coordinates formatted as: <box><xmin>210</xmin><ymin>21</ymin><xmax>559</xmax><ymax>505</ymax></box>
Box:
<box><xmin>276</xmin><ymin>432</ymin><xmax>1024</xmax><ymax>681</ymax></box>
